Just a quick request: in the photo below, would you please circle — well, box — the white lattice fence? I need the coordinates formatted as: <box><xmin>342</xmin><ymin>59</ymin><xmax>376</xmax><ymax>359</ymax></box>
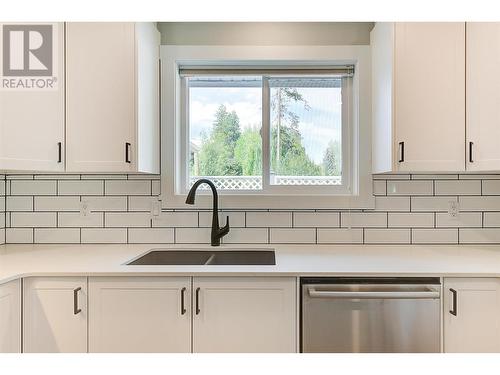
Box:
<box><xmin>190</xmin><ymin>175</ymin><xmax>342</xmax><ymax>190</ymax></box>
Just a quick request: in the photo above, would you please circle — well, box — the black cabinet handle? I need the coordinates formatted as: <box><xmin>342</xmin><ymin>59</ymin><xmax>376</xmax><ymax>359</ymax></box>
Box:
<box><xmin>469</xmin><ymin>142</ymin><xmax>474</xmax><ymax>163</ymax></box>
<box><xmin>73</xmin><ymin>287</ymin><xmax>82</xmax><ymax>315</ymax></box>
<box><xmin>57</xmin><ymin>142</ymin><xmax>62</xmax><ymax>163</ymax></box>
<box><xmin>125</xmin><ymin>142</ymin><xmax>131</xmax><ymax>163</ymax></box>
<box><xmin>449</xmin><ymin>288</ymin><xmax>457</xmax><ymax>316</ymax></box>
<box><xmin>398</xmin><ymin>141</ymin><xmax>405</xmax><ymax>163</ymax></box>
<box><xmin>180</xmin><ymin>287</ymin><xmax>187</xmax><ymax>315</ymax></box>
<box><xmin>195</xmin><ymin>287</ymin><xmax>201</xmax><ymax>315</ymax></box>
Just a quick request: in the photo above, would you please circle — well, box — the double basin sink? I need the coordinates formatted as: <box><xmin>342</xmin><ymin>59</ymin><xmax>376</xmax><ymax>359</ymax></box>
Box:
<box><xmin>127</xmin><ymin>248</ymin><xmax>276</xmax><ymax>266</ymax></box>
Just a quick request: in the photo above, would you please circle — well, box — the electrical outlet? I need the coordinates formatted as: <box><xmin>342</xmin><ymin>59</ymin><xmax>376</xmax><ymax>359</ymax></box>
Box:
<box><xmin>151</xmin><ymin>199</ymin><xmax>161</xmax><ymax>217</ymax></box>
<box><xmin>448</xmin><ymin>200</ymin><xmax>459</xmax><ymax>219</ymax></box>
<box><xmin>79</xmin><ymin>200</ymin><xmax>90</xmax><ymax>217</ymax></box>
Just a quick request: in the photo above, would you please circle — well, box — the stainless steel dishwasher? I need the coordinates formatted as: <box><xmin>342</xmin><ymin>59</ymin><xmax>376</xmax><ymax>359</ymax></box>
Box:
<box><xmin>301</xmin><ymin>277</ymin><xmax>441</xmax><ymax>353</ymax></box>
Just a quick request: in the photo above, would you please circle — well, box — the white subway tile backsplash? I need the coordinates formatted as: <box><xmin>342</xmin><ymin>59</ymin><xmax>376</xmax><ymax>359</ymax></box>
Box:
<box><xmin>83</xmin><ymin>196</ymin><xmax>127</xmax><ymax>212</ymax></box>
<box><xmin>175</xmin><ymin>228</ymin><xmax>212</xmax><ymax>244</ymax></box>
<box><xmin>411</xmin><ymin>196</ymin><xmax>457</xmax><ymax>212</ymax></box>
<box><xmin>2</xmin><ymin>172</ymin><xmax>500</xmax><ymax>245</ymax></box>
<box><xmin>10</xmin><ymin>212</ymin><xmax>56</xmax><ymax>227</ymax></box>
<box><xmin>223</xmin><ymin>228</ymin><xmax>268</xmax><ymax>244</ymax></box>
<box><xmin>483</xmin><ymin>212</ymin><xmax>500</xmax><ymax>227</ymax></box>
<box><xmin>375</xmin><ymin>196</ymin><xmax>410</xmax><ymax>212</ymax></box>
<box><xmin>128</xmin><ymin>228</ymin><xmax>174</xmax><ymax>244</ymax></box>
<box><xmin>293</xmin><ymin>212</ymin><xmax>339</xmax><ymax>228</ymax></box>
<box><xmin>34</xmin><ymin>228</ymin><xmax>80</xmax><ymax>244</ymax></box>
<box><xmin>387</xmin><ymin>213</ymin><xmax>434</xmax><ymax>228</ymax></box>
<box><xmin>387</xmin><ymin>180</ymin><xmax>433</xmax><ymax>196</ymax></box>
<box><xmin>317</xmin><ymin>228</ymin><xmax>363</xmax><ymax>244</ymax></box>
<box><xmin>372</xmin><ymin>180</ymin><xmax>386</xmax><ymax>196</ymax></box>
<box><xmin>105</xmin><ymin>212</ymin><xmax>151</xmax><ymax>227</ymax></box>
<box><xmin>128</xmin><ymin>196</ymin><xmax>156</xmax><ymax>212</ymax></box>
<box><xmin>105</xmin><ymin>180</ymin><xmax>151</xmax><ymax>195</ymax></box>
<box><xmin>6</xmin><ymin>196</ymin><xmax>33</xmax><ymax>211</ymax></box>
<box><xmin>10</xmin><ymin>180</ymin><xmax>56</xmax><ymax>195</ymax></box>
<box><xmin>364</xmin><ymin>229</ymin><xmax>411</xmax><ymax>244</ymax></box>
<box><xmin>270</xmin><ymin>228</ymin><xmax>316</xmax><ymax>244</ymax></box>
<box><xmin>35</xmin><ymin>196</ymin><xmax>80</xmax><ymax>211</ymax></box>
<box><xmin>246</xmin><ymin>212</ymin><xmax>292</xmax><ymax>227</ymax></box>
<box><xmin>58</xmin><ymin>180</ymin><xmax>103</xmax><ymax>195</ymax></box>
<box><xmin>152</xmin><ymin>212</ymin><xmax>198</xmax><ymax>227</ymax></box>
<box><xmin>58</xmin><ymin>212</ymin><xmax>104</xmax><ymax>228</ymax></box>
<box><xmin>5</xmin><ymin>228</ymin><xmax>33</xmax><ymax>243</ymax></box>
<box><xmin>459</xmin><ymin>228</ymin><xmax>500</xmax><ymax>244</ymax></box>
<box><xmin>459</xmin><ymin>196</ymin><xmax>500</xmax><ymax>211</ymax></box>
<box><xmin>81</xmin><ymin>228</ymin><xmax>127</xmax><ymax>244</ymax></box>
<box><xmin>481</xmin><ymin>180</ymin><xmax>500</xmax><ymax>195</ymax></box>
<box><xmin>435</xmin><ymin>212</ymin><xmax>482</xmax><ymax>228</ymax></box>
<box><xmin>434</xmin><ymin>180</ymin><xmax>481</xmax><ymax>196</ymax></box>
<box><xmin>199</xmin><ymin>211</ymin><xmax>245</xmax><ymax>228</ymax></box>
<box><xmin>412</xmin><ymin>229</ymin><xmax>458</xmax><ymax>244</ymax></box>
<box><xmin>341</xmin><ymin>212</ymin><xmax>386</xmax><ymax>228</ymax></box>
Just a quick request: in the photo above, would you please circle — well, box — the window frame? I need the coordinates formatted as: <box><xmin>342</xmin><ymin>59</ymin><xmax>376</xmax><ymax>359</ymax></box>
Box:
<box><xmin>160</xmin><ymin>45</ymin><xmax>374</xmax><ymax>210</ymax></box>
<box><xmin>181</xmin><ymin>73</ymin><xmax>351</xmax><ymax>195</ymax></box>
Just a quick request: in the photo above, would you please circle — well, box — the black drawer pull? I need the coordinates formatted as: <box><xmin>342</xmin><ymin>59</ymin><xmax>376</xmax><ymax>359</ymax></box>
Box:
<box><xmin>73</xmin><ymin>287</ymin><xmax>82</xmax><ymax>315</ymax></box>
<box><xmin>195</xmin><ymin>287</ymin><xmax>201</xmax><ymax>315</ymax></box>
<box><xmin>125</xmin><ymin>142</ymin><xmax>131</xmax><ymax>163</ymax></box>
<box><xmin>180</xmin><ymin>287</ymin><xmax>187</xmax><ymax>315</ymax></box>
<box><xmin>449</xmin><ymin>288</ymin><xmax>457</xmax><ymax>316</ymax></box>
<box><xmin>398</xmin><ymin>141</ymin><xmax>405</xmax><ymax>163</ymax></box>
<box><xmin>57</xmin><ymin>142</ymin><xmax>62</xmax><ymax>163</ymax></box>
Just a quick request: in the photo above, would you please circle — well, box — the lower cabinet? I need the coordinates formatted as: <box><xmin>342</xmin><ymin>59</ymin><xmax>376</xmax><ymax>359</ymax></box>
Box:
<box><xmin>444</xmin><ymin>278</ymin><xmax>500</xmax><ymax>352</ymax></box>
<box><xmin>21</xmin><ymin>276</ymin><xmax>297</xmax><ymax>352</ymax></box>
<box><xmin>0</xmin><ymin>279</ymin><xmax>21</xmax><ymax>353</ymax></box>
<box><xmin>23</xmin><ymin>277</ymin><xmax>87</xmax><ymax>353</ymax></box>
<box><xmin>193</xmin><ymin>277</ymin><xmax>297</xmax><ymax>353</ymax></box>
<box><xmin>89</xmin><ymin>277</ymin><xmax>191</xmax><ymax>353</ymax></box>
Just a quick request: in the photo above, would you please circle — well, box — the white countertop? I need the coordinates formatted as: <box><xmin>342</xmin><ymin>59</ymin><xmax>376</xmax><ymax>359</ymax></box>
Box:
<box><xmin>2</xmin><ymin>243</ymin><xmax>500</xmax><ymax>284</ymax></box>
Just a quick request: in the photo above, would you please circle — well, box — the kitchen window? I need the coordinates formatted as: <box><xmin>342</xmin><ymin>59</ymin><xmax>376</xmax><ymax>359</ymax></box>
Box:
<box><xmin>161</xmin><ymin>45</ymin><xmax>373</xmax><ymax>209</ymax></box>
<box><xmin>179</xmin><ymin>67</ymin><xmax>353</xmax><ymax>195</ymax></box>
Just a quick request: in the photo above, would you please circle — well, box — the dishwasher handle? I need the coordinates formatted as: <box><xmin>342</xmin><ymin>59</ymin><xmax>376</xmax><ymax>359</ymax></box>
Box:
<box><xmin>308</xmin><ymin>287</ymin><xmax>440</xmax><ymax>299</ymax></box>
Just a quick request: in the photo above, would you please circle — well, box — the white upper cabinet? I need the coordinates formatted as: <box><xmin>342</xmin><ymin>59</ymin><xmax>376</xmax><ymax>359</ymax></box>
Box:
<box><xmin>66</xmin><ymin>22</ymin><xmax>160</xmax><ymax>173</ymax></box>
<box><xmin>0</xmin><ymin>279</ymin><xmax>21</xmax><ymax>353</ymax></box>
<box><xmin>23</xmin><ymin>277</ymin><xmax>87</xmax><ymax>353</ymax></box>
<box><xmin>444</xmin><ymin>278</ymin><xmax>500</xmax><ymax>352</ymax></box>
<box><xmin>466</xmin><ymin>23</ymin><xmax>500</xmax><ymax>171</ymax></box>
<box><xmin>0</xmin><ymin>23</ymin><xmax>65</xmax><ymax>172</ymax></box>
<box><xmin>372</xmin><ymin>23</ymin><xmax>466</xmax><ymax>173</ymax></box>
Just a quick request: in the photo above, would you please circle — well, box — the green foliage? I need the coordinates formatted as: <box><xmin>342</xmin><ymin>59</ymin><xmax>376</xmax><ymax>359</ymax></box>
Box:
<box><xmin>194</xmin><ymin>88</ymin><xmax>340</xmax><ymax>179</ymax></box>
<box><xmin>322</xmin><ymin>140</ymin><xmax>341</xmax><ymax>176</ymax></box>
<box><xmin>197</xmin><ymin>104</ymin><xmax>242</xmax><ymax>176</ymax></box>
<box><xmin>234</xmin><ymin>128</ymin><xmax>262</xmax><ymax>176</ymax></box>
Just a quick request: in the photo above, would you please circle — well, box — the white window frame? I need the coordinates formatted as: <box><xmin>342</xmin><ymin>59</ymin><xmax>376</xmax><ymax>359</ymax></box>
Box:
<box><xmin>160</xmin><ymin>45</ymin><xmax>373</xmax><ymax>210</ymax></box>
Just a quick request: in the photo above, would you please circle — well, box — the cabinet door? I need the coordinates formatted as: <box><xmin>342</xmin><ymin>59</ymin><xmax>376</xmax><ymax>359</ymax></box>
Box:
<box><xmin>394</xmin><ymin>22</ymin><xmax>465</xmax><ymax>171</ymax></box>
<box><xmin>0</xmin><ymin>279</ymin><xmax>21</xmax><ymax>353</ymax></box>
<box><xmin>23</xmin><ymin>277</ymin><xmax>87</xmax><ymax>353</ymax></box>
<box><xmin>193</xmin><ymin>277</ymin><xmax>297</xmax><ymax>353</ymax></box>
<box><xmin>89</xmin><ymin>277</ymin><xmax>191</xmax><ymax>353</ymax></box>
<box><xmin>66</xmin><ymin>22</ymin><xmax>136</xmax><ymax>172</ymax></box>
<box><xmin>444</xmin><ymin>278</ymin><xmax>500</xmax><ymax>352</ymax></box>
<box><xmin>466</xmin><ymin>23</ymin><xmax>500</xmax><ymax>171</ymax></box>
<box><xmin>0</xmin><ymin>22</ymin><xmax>64</xmax><ymax>171</ymax></box>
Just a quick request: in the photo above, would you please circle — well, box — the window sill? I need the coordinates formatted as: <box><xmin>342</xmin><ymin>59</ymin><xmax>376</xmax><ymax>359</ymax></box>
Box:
<box><xmin>160</xmin><ymin>192</ymin><xmax>375</xmax><ymax>210</ymax></box>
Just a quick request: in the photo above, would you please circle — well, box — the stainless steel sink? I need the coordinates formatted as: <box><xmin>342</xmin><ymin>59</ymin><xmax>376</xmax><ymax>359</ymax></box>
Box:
<box><xmin>126</xmin><ymin>249</ymin><xmax>276</xmax><ymax>266</ymax></box>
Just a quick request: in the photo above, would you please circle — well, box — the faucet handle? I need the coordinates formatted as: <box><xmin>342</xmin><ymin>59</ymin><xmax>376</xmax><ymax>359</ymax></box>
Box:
<box><xmin>220</xmin><ymin>216</ymin><xmax>230</xmax><ymax>235</ymax></box>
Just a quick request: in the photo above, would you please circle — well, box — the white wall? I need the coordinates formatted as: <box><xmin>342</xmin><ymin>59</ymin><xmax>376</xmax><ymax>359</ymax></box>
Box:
<box><xmin>158</xmin><ymin>22</ymin><xmax>374</xmax><ymax>45</ymax></box>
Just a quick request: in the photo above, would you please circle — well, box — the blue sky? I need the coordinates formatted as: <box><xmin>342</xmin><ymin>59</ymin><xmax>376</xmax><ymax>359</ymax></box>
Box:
<box><xmin>189</xmin><ymin>86</ymin><xmax>342</xmax><ymax>164</ymax></box>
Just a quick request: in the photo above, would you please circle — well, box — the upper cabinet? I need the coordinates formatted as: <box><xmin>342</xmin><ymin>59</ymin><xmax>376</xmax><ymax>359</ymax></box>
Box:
<box><xmin>66</xmin><ymin>22</ymin><xmax>160</xmax><ymax>173</ymax></box>
<box><xmin>372</xmin><ymin>23</ymin><xmax>466</xmax><ymax>173</ymax></box>
<box><xmin>0</xmin><ymin>23</ymin><xmax>65</xmax><ymax>172</ymax></box>
<box><xmin>466</xmin><ymin>23</ymin><xmax>500</xmax><ymax>171</ymax></box>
